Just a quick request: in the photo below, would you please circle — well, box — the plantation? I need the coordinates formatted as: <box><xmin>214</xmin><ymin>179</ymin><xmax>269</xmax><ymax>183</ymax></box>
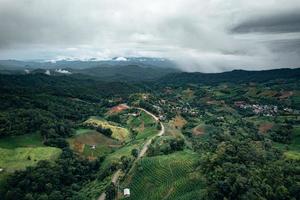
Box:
<box><xmin>121</xmin><ymin>150</ymin><xmax>204</xmax><ymax>200</ymax></box>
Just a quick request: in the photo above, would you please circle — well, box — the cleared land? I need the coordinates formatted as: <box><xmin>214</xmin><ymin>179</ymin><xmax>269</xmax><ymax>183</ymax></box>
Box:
<box><xmin>68</xmin><ymin>129</ymin><xmax>121</xmax><ymax>159</ymax></box>
<box><xmin>258</xmin><ymin>123</ymin><xmax>273</xmax><ymax>134</ymax></box>
<box><xmin>193</xmin><ymin>125</ymin><xmax>205</xmax><ymax>136</ymax></box>
<box><xmin>84</xmin><ymin>117</ymin><xmax>130</xmax><ymax>141</ymax></box>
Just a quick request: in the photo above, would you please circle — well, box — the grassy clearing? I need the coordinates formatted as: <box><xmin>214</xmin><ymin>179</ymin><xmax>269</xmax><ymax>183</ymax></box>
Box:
<box><xmin>0</xmin><ymin>147</ymin><xmax>61</xmax><ymax>173</ymax></box>
<box><xmin>127</xmin><ymin>111</ymin><xmax>157</xmax><ymax>140</ymax></box>
<box><xmin>69</xmin><ymin>129</ymin><xmax>121</xmax><ymax>159</ymax></box>
<box><xmin>127</xmin><ymin>111</ymin><xmax>156</xmax><ymax>128</ymax></box>
<box><xmin>121</xmin><ymin>150</ymin><xmax>204</xmax><ymax>200</ymax></box>
<box><xmin>283</xmin><ymin>151</ymin><xmax>300</xmax><ymax>160</ymax></box>
<box><xmin>0</xmin><ymin>133</ymin><xmax>44</xmax><ymax>149</ymax></box>
<box><xmin>101</xmin><ymin>143</ymin><xmax>141</xmax><ymax>170</ymax></box>
<box><xmin>84</xmin><ymin>117</ymin><xmax>130</xmax><ymax>141</ymax></box>
<box><xmin>0</xmin><ymin>133</ymin><xmax>61</xmax><ymax>186</ymax></box>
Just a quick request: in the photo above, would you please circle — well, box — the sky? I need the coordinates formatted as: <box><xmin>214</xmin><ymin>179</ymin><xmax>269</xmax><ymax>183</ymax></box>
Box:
<box><xmin>0</xmin><ymin>0</ymin><xmax>300</xmax><ymax>72</ymax></box>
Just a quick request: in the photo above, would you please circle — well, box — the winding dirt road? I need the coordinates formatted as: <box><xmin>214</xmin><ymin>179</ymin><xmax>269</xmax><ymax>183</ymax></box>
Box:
<box><xmin>98</xmin><ymin>107</ymin><xmax>165</xmax><ymax>200</ymax></box>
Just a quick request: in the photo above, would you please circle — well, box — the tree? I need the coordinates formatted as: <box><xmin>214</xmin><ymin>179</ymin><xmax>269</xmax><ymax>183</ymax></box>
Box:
<box><xmin>131</xmin><ymin>148</ymin><xmax>139</xmax><ymax>158</ymax></box>
<box><xmin>105</xmin><ymin>183</ymin><xmax>116</xmax><ymax>200</ymax></box>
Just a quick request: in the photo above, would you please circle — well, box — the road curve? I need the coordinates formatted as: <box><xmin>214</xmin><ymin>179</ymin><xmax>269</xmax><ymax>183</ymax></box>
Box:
<box><xmin>98</xmin><ymin>107</ymin><xmax>165</xmax><ymax>200</ymax></box>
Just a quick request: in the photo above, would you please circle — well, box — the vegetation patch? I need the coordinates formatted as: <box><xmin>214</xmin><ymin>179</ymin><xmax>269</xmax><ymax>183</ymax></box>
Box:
<box><xmin>283</xmin><ymin>151</ymin><xmax>300</xmax><ymax>160</ymax></box>
<box><xmin>181</xmin><ymin>88</ymin><xmax>195</xmax><ymax>100</ymax></box>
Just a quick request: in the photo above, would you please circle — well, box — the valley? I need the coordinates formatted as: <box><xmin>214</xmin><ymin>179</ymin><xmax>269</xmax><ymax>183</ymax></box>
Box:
<box><xmin>0</xmin><ymin>68</ymin><xmax>299</xmax><ymax>200</ymax></box>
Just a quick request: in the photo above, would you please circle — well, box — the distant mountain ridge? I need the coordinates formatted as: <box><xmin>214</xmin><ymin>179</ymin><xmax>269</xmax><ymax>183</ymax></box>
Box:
<box><xmin>158</xmin><ymin>68</ymin><xmax>300</xmax><ymax>85</ymax></box>
<box><xmin>0</xmin><ymin>57</ymin><xmax>177</xmax><ymax>70</ymax></box>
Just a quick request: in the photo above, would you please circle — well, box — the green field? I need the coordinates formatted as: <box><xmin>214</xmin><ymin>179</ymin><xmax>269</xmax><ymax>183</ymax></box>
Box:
<box><xmin>0</xmin><ymin>147</ymin><xmax>61</xmax><ymax>173</ymax></box>
<box><xmin>0</xmin><ymin>133</ymin><xmax>61</xmax><ymax>178</ymax></box>
<box><xmin>121</xmin><ymin>150</ymin><xmax>204</xmax><ymax>200</ymax></box>
<box><xmin>101</xmin><ymin>143</ymin><xmax>141</xmax><ymax>170</ymax></box>
<box><xmin>127</xmin><ymin>111</ymin><xmax>157</xmax><ymax>140</ymax></box>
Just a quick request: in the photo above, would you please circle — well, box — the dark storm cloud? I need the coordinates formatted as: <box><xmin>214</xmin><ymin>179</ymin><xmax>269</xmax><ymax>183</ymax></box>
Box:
<box><xmin>0</xmin><ymin>0</ymin><xmax>300</xmax><ymax>72</ymax></box>
<box><xmin>232</xmin><ymin>11</ymin><xmax>300</xmax><ymax>34</ymax></box>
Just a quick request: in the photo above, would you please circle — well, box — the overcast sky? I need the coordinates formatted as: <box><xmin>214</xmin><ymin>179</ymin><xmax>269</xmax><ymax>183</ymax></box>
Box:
<box><xmin>0</xmin><ymin>0</ymin><xmax>300</xmax><ymax>72</ymax></box>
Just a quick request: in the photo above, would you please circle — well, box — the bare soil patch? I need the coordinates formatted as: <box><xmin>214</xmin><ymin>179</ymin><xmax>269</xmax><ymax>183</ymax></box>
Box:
<box><xmin>73</xmin><ymin>141</ymin><xmax>85</xmax><ymax>153</ymax></box>
<box><xmin>259</xmin><ymin>123</ymin><xmax>273</xmax><ymax>134</ymax></box>
<box><xmin>108</xmin><ymin>104</ymin><xmax>129</xmax><ymax>114</ymax></box>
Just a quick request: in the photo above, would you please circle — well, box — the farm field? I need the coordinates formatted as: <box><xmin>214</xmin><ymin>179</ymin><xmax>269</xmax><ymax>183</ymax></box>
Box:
<box><xmin>121</xmin><ymin>150</ymin><xmax>204</xmax><ymax>200</ymax></box>
<box><xmin>68</xmin><ymin>129</ymin><xmax>121</xmax><ymax>159</ymax></box>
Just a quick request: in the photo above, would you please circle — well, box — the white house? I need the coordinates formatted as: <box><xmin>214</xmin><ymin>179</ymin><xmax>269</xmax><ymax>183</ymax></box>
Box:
<box><xmin>124</xmin><ymin>188</ymin><xmax>130</xmax><ymax>197</ymax></box>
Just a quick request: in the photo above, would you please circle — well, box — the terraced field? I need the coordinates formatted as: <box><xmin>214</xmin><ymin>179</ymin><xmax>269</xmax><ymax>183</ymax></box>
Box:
<box><xmin>121</xmin><ymin>150</ymin><xmax>204</xmax><ymax>200</ymax></box>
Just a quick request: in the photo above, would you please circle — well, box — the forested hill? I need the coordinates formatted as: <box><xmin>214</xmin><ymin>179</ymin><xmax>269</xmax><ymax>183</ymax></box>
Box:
<box><xmin>158</xmin><ymin>68</ymin><xmax>300</xmax><ymax>85</ymax></box>
<box><xmin>73</xmin><ymin>65</ymin><xmax>180</xmax><ymax>82</ymax></box>
<box><xmin>0</xmin><ymin>74</ymin><xmax>143</xmax><ymax>101</ymax></box>
<box><xmin>0</xmin><ymin>74</ymin><xmax>144</xmax><ymax>138</ymax></box>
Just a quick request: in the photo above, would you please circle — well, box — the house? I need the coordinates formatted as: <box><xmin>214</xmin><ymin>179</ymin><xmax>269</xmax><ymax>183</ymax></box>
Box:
<box><xmin>124</xmin><ymin>188</ymin><xmax>130</xmax><ymax>197</ymax></box>
<box><xmin>91</xmin><ymin>145</ymin><xmax>96</xmax><ymax>150</ymax></box>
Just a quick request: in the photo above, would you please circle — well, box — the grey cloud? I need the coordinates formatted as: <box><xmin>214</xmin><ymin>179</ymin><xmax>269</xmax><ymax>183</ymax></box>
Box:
<box><xmin>0</xmin><ymin>0</ymin><xmax>300</xmax><ymax>72</ymax></box>
<box><xmin>231</xmin><ymin>11</ymin><xmax>300</xmax><ymax>34</ymax></box>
